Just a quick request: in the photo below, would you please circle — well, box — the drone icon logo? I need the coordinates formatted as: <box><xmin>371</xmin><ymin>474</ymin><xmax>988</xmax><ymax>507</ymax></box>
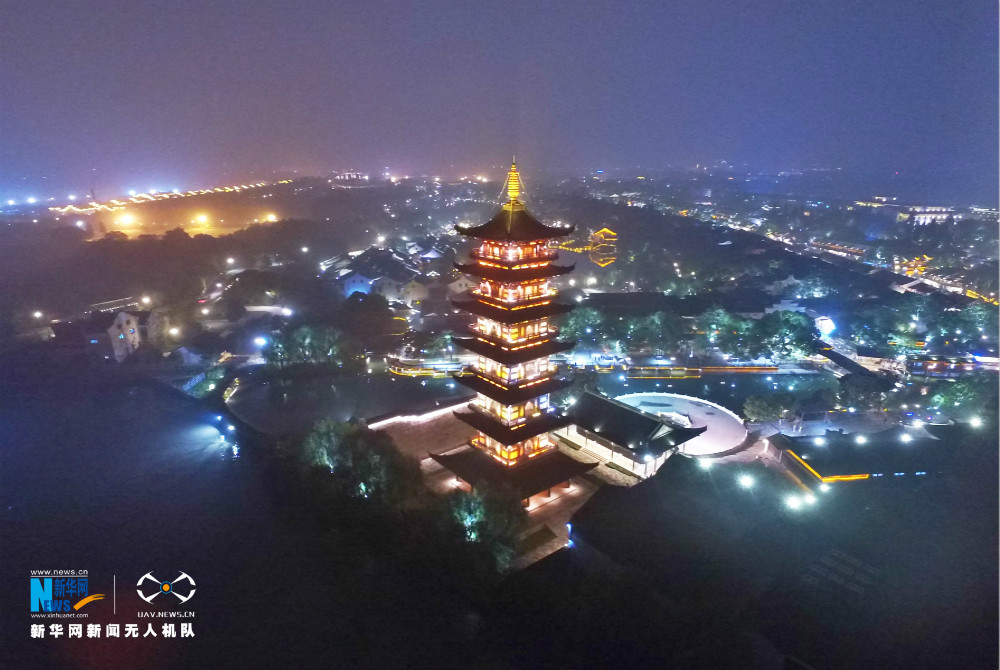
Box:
<box><xmin>136</xmin><ymin>572</ymin><xmax>196</xmax><ymax>605</ymax></box>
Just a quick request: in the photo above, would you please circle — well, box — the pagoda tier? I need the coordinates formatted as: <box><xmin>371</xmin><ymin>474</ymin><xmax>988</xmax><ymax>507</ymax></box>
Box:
<box><xmin>455</xmin><ymin>404</ymin><xmax>572</xmax><ymax>446</ymax></box>
<box><xmin>449</xmin><ymin>162</ymin><xmax>576</xmax><ymax>468</ymax></box>
<box><xmin>453</xmin><ymin>372</ymin><xmax>572</xmax><ymax>406</ymax></box>
<box><xmin>456</xmin><ymin>207</ymin><xmax>574</xmax><ymax>242</ymax></box>
<box><xmin>451</xmin><ymin>336</ymin><xmax>574</xmax><ymax>366</ymax></box>
<box><xmin>453</xmin><ymin>260</ymin><xmax>574</xmax><ymax>283</ymax></box>
<box><xmin>450</xmin><ymin>297</ymin><xmax>574</xmax><ymax>325</ymax></box>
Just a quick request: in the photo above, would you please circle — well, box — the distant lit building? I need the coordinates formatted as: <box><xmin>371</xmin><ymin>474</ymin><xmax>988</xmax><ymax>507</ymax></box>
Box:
<box><xmin>325</xmin><ymin>247</ymin><xmax>420</xmax><ymax>302</ymax></box>
<box><xmin>331</xmin><ymin>171</ymin><xmax>370</xmax><ymax>182</ymax></box>
<box><xmin>107</xmin><ymin>311</ymin><xmax>144</xmax><ymax>362</ymax></box>
<box><xmin>588</xmin><ymin>227</ymin><xmax>618</xmax><ymax>267</ymax></box>
<box><xmin>809</xmin><ymin>240</ymin><xmax>872</xmax><ymax>263</ymax></box>
<box><xmin>900</xmin><ymin>206</ymin><xmax>963</xmax><ymax>226</ymax></box>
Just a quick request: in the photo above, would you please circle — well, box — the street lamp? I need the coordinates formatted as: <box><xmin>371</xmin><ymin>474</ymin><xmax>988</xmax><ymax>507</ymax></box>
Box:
<box><xmin>32</xmin><ymin>311</ymin><xmax>43</xmax><ymax>319</ymax></box>
<box><xmin>738</xmin><ymin>474</ymin><xmax>755</xmax><ymax>489</ymax></box>
<box><xmin>141</xmin><ymin>296</ymin><xmax>151</xmax><ymax>305</ymax></box>
<box><xmin>168</xmin><ymin>327</ymin><xmax>180</xmax><ymax>336</ymax></box>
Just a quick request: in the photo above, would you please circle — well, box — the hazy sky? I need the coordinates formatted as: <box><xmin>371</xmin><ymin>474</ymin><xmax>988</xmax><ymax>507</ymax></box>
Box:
<box><xmin>1</xmin><ymin>0</ymin><xmax>996</xmax><ymax>203</ymax></box>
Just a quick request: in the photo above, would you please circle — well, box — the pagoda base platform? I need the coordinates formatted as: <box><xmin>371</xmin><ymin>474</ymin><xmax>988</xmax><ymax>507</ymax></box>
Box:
<box><xmin>430</xmin><ymin>445</ymin><xmax>598</xmax><ymax>500</ymax></box>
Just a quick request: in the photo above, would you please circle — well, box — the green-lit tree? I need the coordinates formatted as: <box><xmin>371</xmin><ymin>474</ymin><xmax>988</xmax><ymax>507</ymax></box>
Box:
<box><xmin>838</xmin><ymin>374</ymin><xmax>885</xmax><ymax>409</ymax></box>
<box><xmin>302</xmin><ymin>420</ymin><xmax>422</xmax><ymax>507</ymax></box>
<box><xmin>562</xmin><ymin>307</ymin><xmax>602</xmax><ymax>340</ymax></box>
<box><xmin>695</xmin><ymin>307</ymin><xmax>755</xmax><ymax>358</ymax></box>
<box><xmin>753</xmin><ymin>310</ymin><xmax>818</xmax><ymax>360</ymax></box>
<box><xmin>446</xmin><ymin>484</ymin><xmax>526</xmax><ymax>571</ymax></box>
<box><xmin>743</xmin><ymin>395</ymin><xmax>785</xmax><ymax>422</ymax></box>
<box><xmin>930</xmin><ymin>371</ymin><xmax>999</xmax><ymax>418</ymax></box>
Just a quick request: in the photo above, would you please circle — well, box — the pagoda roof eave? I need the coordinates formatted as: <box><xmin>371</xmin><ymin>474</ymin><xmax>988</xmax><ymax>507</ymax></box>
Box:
<box><xmin>428</xmin><ymin>447</ymin><xmax>597</xmax><ymax>499</ymax></box>
<box><xmin>456</xmin><ymin>207</ymin><xmax>574</xmax><ymax>242</ymax></box>
<box><xmin>452</xmin><ymin>336</ymin><xmax>574</xmax><ymax>365</ymax></box>
<box><xmin>453</xmin><ymin>374</ymin><xmax>572</xmax><ymax>405</ymax></box>
<box><xmin>450</xmin><ymin>297</ymin><xmax>574</xmax><ymax>324</ymax></box>
<box><xmin>454</xmin><ymin>405</ymin><xmax>572</xmax><ymax>445</ymax></box>
<box><xmin>454</xmin><ymin>261</ymin><xmax>574</xmax><ymax>283</ymax></box>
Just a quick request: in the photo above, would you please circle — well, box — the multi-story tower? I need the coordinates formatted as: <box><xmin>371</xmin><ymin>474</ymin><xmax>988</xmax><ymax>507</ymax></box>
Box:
<box><xmin>452</xmin><ymin>163</ymin><xmax>575</xmax><ymax>466</ymax></box>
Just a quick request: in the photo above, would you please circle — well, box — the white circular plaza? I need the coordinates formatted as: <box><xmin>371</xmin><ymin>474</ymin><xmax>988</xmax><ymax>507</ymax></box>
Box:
<box><xmin>615</xmin><ymin>392</ymin><xmax>748</xmax><ymax>457</ymax></box>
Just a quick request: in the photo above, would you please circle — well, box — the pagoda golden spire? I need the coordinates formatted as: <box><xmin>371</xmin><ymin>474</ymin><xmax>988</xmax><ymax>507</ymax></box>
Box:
<box><xmin>505</xmin><ymin>160</ymin><xmax>521</xmax><ymax>203</ymax></box>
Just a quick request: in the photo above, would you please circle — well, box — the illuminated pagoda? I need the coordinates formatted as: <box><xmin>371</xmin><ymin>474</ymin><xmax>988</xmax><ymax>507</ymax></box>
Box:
<box><xmin>449</xmin><ymin>162</ymin><xmax>577</xmax><ymax>467</ymax></box>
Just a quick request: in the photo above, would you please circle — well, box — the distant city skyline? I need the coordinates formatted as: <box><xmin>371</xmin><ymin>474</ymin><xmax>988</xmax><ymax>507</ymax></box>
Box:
<box><xmin>1</xmin><ymin>0</ymin><xmax>996</xmax><ymax>204</ymax></box>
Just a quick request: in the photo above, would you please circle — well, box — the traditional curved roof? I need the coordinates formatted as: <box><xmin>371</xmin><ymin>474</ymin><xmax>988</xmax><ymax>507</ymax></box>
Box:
<box><xmin>450</xmin><ymin>297</ymin><xmax>574</xmax><ymax>325</ymax></box>
<box><xmin>454</xmin><ymin>405</ymin><xmax>572</xmax><ymax>445</ymax></box>
<box><xmin>428</xmin><ymin>447</ymin><xmax>596</xmax><ymax>499</ymax></box>
<box><xmin>454</xmin><ymin>261</ymin><xmax>574</xmax><ymax>283</ymax></box>
<box><xmin>452</xmin><ymin>336</ymin><xmax>574</xmax><ymax>365</ymax></box>
<box><xmin>570</xmin><ymin>391</ymin><xmax>706</xmax><ymax>457</ymax></box>
<box><xmin>453</xmin><ymin>374</ymin><xmax>571</xmax><ymax>406</ymax></box>
<box><xmin>457</xmin><ymin>205</ymin><xmax>574</xmax><ymax>242</ymax></box>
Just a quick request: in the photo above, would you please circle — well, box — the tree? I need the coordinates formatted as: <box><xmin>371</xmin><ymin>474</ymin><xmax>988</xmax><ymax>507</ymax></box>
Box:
<box><xmin>838</xmin><ymin>374</ymin><xmax>885</xmax><ymax>409</ymax></box>
<box><xmin>695</xmin><ymin>307</ymin><xmax>754</xmax><ymax>358</ymax></box>
<box><xmin>959</xmin><ymin>303</ymin><xmax>998</xmax><ymax>340</ymax></box>
<box><xmin>796</xmin><ymin>273</ymin><xmax>833</xmax><ymax>298</ymax></box>
<box><xmin>753</xmin><ymin>310</ymin><xmax>817</xmax><ymax>360</ymax></box>
<box><xmin>303</xmin><ymin>420</ymin><xmax>422</xmax><ymax>507</ymax></box>
<box><xmin>446</xmin><ymin>484</ymin><xmax>527</xmax><ymax>571</ymax></box>
<box><xmin>337</xmin><ymin>293</ymin><xmax>395</xmax><ymax>345</ymax></box>
<box><xmin>742</xmin><ymin>395</ymin><xmax>786</xmax><ymax>422</ymax></box>
<box><xmin>422</xmin><ymin>331</ymin><xmax>453</xmax><ymax>359</ymax></box>
<box><xmin>562</xmin><ymin>307</ymin><xmax>602</xmax><ymax>341</ymax></box>
<box><xmin>930</xmin><ymin>371</ymin><xmax>999</xmax><ymax>417</ymax></box>
<box><xmin>264</xmin><ymin>324</ymin><xmax>350</xmax><ymax>368</ymax></box>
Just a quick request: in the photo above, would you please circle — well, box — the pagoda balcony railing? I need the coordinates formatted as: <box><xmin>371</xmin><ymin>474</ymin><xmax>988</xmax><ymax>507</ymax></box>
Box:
<box><xmin>470</xmin><ymin>289</ymin><xmax>557</xmax><ymax>308</ymax></box>
<box><xmin>454</xmin><ymin>260</ymin><xmax>574</xmax><ymax>283</ymax></box>
<box><xmin>453</xmin><ymin>335</ymin><xmax>574</xmax><ymax>366</ymax></box>
<box><xmin>454</xmin><ymin>404</ymin><xmax>572</xmax><ymax>446</ymax></box>
<box><xmin>468</xmin><ymin>326</ymin><xmax>561</xmax><ymax>349</ymax></box>
<box><xmin>466</xmin><ymin>402</ymin><xmax>560</xmax><ymax>430</ymax></box>
<box><xmin>470</xmin><ymin>249</ymin><xmax>558</xmax><ymax>266</ymax></box>
<box><xmin>464</xmin><ymin>369</ymin><xmax>556</xmax><ymax>392</ymax></box>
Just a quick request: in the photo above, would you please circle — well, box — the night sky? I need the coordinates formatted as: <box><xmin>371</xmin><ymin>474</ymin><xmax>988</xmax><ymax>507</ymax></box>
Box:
<box><xmin>1</xmin><ymin>0</ymin><xmax>996</xmax><ymax>202</ymax></box>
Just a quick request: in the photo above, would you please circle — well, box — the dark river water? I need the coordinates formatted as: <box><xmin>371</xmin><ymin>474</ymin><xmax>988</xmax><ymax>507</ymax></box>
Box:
<box><xmin>0</xmin><ymin>371</ymin><xmax>457</xmax><ymax>670</ymax></box>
